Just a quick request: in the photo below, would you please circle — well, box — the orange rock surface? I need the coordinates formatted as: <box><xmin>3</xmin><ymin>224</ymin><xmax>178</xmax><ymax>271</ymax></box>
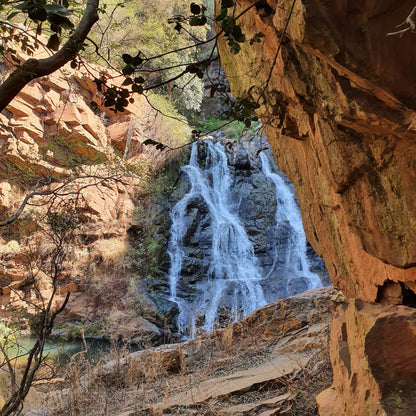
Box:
<box><xmin>317</xmin><ymin>301</ymin><xmax>416</xmax><ymax>416</ymax></box>
<box><xmin>0</xmin><ymin>54</ymin><xmax>188</xmax><ymax>337</ymax></box>
<box><xmin>216</xmin><ymin>1</ymin><xmax>416</xmax><ymax>414</ymax></box>
<box><xmin>217</xmin><ymin>0</ymin><xmax>416</xmax><ymax>302</ymax></box>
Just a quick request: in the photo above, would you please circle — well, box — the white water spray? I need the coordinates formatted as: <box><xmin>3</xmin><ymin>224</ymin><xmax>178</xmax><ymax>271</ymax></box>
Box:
<box><xmin>259</xmin><ymin>151</ymin><xmax>322</xmax><ymax>295</ymax></box>
<box><xmin>167</xmin><ymin>140</ymin><xmax>267</xmax><ymax>337</ymax></box>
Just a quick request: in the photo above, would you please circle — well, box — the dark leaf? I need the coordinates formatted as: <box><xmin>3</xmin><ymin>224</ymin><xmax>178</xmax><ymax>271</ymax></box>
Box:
<box><xmin>122</xmin><ymin>77</ymin><xmax>133</xmax><ymax>86</ymax></box>
<box><xmin>190</xmin><ymin>3</ymin><xmax>201</xmax><ymax>15</ymax></box>
<box><xmin>50</xmin><ymin>23</ymin><xmax>60</xmax><ymax>33</ymax></box>
<box><xmin>210</xmin><ymin>84</ymin><xmax>218</xmax><ymax>98</ymax></box>
<box><xmin>174</xmin><ymin>22</ymin><xmax>182</xmax><ymax>32</ymax></box>
<box><xmin>104</xmin><ymin>98</ymin><xmax>115</xmax><ymax>107</ymax></box>
<box><xmin>47</xmin><ymin>33</ymin><xmax>60</xmax><ymax>51</ymax></box>
<box><xmin>143</xmin><ymin>138</ymin><xmax>159</xmax><ymax>146</ymax></box>
<box><xmin>118</xmin><ymin>97</ymin><xmax>129</xmax><ymax>107</ymax></box>
<box><xmin>94</xmin><ymin>78</ymin><xmax>103</xmax><ymax>92</ymax></box>
<box><xmin>189</xmin><ymin>15</ymin><xmax>206</xmax><ymax>26</ymax></box>
<box><xmin>132</xmin><ymin>84</ymin><xmax>144</xmax><ymax>94</ymax></box>
<box><xmin>45</xmin><ymin>4</ymin><xmax>71</xmax><ymax>15</ymax></box>
<box><xmin>143</xmin><ymin>139</ymin><xmax>167</xmax><ymax>150</ymax></box>
<box><xmin>115</xmin><ymin>102</ymin><xmax>125</xmax><ymax>112</ymax></box>
<box><xmin>47</xmin><ymin>13</ymin><xmax>74</xmax><ymax>29</ymax></box>
<box><xmin>230</xmin><ymin>42</ymin><xmax>240</xmax><ymax>55</ymax></box>
<box><xmin>28</xmin><ymin>7</ymin><xmax>47</xmax><ymax>22</ymax></box>
<box><xmin>14</xmin><ymin>3</ymin><xmax>30</xmax><ymax>11</ymax></box>
<box><xmin>133</xmin><ymin>52</ymin><xmax>143</xmax><ymax>66</ymax></box>
<box><xmin>107</xmin><ymin>88</ymin><xmax>116</xmax><ymax>98</ymax></box>
<box><xmin>215</xmin><ymin>8</ymin><xmax>227</xmax><ymax>21</ymax></box>
<box><xmin>221</xmin><ymin>0</ymin><xmax>234</xmax><ymax>8</ymax></box>
<box><xmin>221</xmin><ymin>16</ymin><xmax>234</xmax><ymax>33</ymax></box>
<box><xmin>120</xmin><ymin>88</ymin><xmax>130</xmax><ymax>98</ymax></box>
<box><xmin>134</xmin><ymin>76</ymin><xmax>145</xmax><ymax>84</ymax></box>
<box><xmin>232</xmin><ymin>26</ymin><xmax>245</xmax><ymax>43</ymax></box>
<box><xmin>122</xmin><ymin>53</ymin><xmax>133</xmax><ymax>64</ymax></box>
<box><xmin>70</xmin><ymin>60</ymin><xmax>77</xmax><ymax>69</ymax></box>
<box><xmin>122</xmin><ymin>64</ymin><xmax>134</xmax><ymax>75</ymax></box>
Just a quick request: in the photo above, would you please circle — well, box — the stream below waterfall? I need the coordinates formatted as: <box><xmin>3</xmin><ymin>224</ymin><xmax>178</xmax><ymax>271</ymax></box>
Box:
<box><xmin>167</xmin><ymin>134</ymin><xmax>328</xmax><ymax>338</ymax></box>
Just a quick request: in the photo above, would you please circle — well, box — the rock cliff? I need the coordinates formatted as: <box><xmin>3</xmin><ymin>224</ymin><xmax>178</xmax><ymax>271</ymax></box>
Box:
<box><xmin>216</xmin><ymin>0</ymin><xmax>416</xmax><ymax>414</ymax></box>
<box><xmin>0</xmin><ymin>55</ymin><xmax>188</xmax><ymax>342</ymax></box>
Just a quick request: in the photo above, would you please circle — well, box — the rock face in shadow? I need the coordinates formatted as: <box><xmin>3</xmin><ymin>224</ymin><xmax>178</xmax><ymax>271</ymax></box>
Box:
<box><xmin>317</xmin><ymin>301</ymin><xmax>416</xmax><ymax>416</ymax></box>
<box><xmin>215</xmin><ymin>1</ymin><xmax>416</xmax><ymax>414</ymax></box>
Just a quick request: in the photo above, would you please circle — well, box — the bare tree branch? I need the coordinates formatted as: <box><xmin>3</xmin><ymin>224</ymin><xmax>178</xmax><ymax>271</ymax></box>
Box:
<box><xmin>0</xmin><ymin>0</ymin><xmax>100</xmax><ymax>112</ymax></box>
<box><xmin>387</xmin><ymin>5</ymin><xmax>416</xmax><ymax>36</ymax></box>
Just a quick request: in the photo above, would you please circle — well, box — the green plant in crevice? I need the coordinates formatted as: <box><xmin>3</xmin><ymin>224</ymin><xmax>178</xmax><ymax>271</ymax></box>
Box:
<box><xmin>128</xmin><ymin>148</ymin><xmax>189</xmax><ymax>309</ymax></box>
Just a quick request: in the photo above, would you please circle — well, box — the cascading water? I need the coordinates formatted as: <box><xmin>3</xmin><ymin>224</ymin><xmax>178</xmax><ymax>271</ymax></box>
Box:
<box><xmin>167</xmin><ymin>136</ymin><xmax>326</xmax><ymax>338</ymax></box>
<box><xmin>259</xmin><ymin>151</ymin><xmax>322</xmax><ymax>295</ymax></box>
<box><xmin>167</xmin><ymin>139</ymin><xmax>267</xmax><ymax>337</ymax></box>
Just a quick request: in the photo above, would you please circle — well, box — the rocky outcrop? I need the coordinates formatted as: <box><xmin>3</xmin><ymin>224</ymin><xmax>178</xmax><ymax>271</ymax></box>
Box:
<box><xmin>201</xmin><ymin>60</ymin><xmax>232</xmax><ymax>118</ymax></box>
<box><xmin>216</xmin><ymin>1</ymin><xmax>416</xmax><ymax>414</ymax></box>
<box><xmin>317</xmin><ymin>301</ymin><xmax>416</xmax><ymax>416</ymax></box>
<box><xmin>41</xmin><ymin>286</ymin><xmax>336</xmax><ymax>416</ymax></box>
<box><xmin>0</xmin><ymin>53</ymin><xmax>189</xmax><ymax>341</ymax></box>
<box><xmin>216</xmin><ymin>0</ymin><xmax>416</xmax><ymax>302</ymax></box>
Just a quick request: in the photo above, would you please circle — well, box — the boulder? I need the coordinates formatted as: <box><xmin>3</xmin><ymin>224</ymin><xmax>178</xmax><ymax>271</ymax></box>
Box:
<box><xmin>318</xmin><ymin>300</ymin><xmax>416</xmax><ymax>416</ymax></box>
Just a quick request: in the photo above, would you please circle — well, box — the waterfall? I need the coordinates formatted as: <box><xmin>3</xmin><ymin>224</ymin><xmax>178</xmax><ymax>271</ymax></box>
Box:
<box><xmin>167</xmin><ymin>140</ymin><xmax>267</xmax><ymax>337</ymax></box>
<box><xmin>259</xmin><ymin>151</ymin><xmax>322</xmax><ymax>295</ymax></box>
<box><xmin>167</xmin><ymin>136</ymin><xmax>326</xmax><ymax>338</ymax></box>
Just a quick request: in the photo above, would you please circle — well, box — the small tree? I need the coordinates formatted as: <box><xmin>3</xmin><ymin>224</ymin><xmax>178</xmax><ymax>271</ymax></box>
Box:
<box><xmin>0</xmin><ymin>209</ymin><xmax>78</xmax><ymax>416</ymax></box>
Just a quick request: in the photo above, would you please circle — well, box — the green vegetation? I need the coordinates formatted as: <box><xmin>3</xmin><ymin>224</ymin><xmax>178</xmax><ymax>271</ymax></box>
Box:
<box><xmin>89</xmin><ymin>0</ymin><xmax>208</xmax><ymax>114</ymax></box>
<box><xmin>146</xmin><ymin>93</ymin><xmax>190</xmax><ymax>148</ymax></box>
<box><xmin>45</xmin><ymin>134</ymin><xmax>107</xmax><ymax>168</ymax></box>
<box><xmin>129</xmin><ymin>148</ymin><xmax>189</xmax><ymax>287</ymax></box>
<box><xmin>190</xmin><ymin>116</ymin><xmax>261</xmax><ymax>140</ymax></box>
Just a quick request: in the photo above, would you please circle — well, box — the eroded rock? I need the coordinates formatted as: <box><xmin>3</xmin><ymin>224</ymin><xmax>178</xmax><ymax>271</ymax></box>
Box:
<box><xmin>216</xmin><ymin>1</ymin><xmax>416</xmax><ymax>414</ymax></box>
<box><xmin>317</xmin><ymin>300</ymin><xmax>416</xmax><ymax>416</ymax></box>
<box><xmin>216</xmin><ymin>0</ymin><xmax>416</xmax><ymax>302</ymax></box>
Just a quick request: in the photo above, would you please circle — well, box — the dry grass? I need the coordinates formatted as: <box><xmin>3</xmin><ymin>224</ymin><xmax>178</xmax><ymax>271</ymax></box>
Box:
<box><xmin>41</xmin><ymin>325</ymin><xmax>332</xmax><ymax>416</ymax></box>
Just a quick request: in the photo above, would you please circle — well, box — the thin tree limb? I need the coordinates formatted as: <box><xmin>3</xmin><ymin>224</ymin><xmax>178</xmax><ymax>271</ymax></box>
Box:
<box><xmin>0</xmin><ymin>0</ymin><xmax>100</xmax><ymax>112</ymax></box>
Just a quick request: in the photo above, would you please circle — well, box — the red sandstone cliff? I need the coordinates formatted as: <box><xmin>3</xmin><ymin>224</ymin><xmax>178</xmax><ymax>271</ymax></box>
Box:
<box><xmin>216</xmin><ymin>1</ymin><xmax>416</xmax><ymax>414</ymax></box>
<box><xmin>0</xmin><ymin>56</ymin><xmax>188</xmax><ymax>341</ymax></box>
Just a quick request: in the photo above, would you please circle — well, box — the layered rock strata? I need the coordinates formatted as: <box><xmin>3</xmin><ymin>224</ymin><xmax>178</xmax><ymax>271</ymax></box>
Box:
<box><xmin>216</xmin><ymin>1</ymin><xmax>416</xmax><ymax>414</ymax></box>
<box><xmin>40</xmin><ymin>286</ymin><xmax>335</xmax><ymax>416</ymax></box>
<box><xmin>0</xmin><ymin>55</ymin><xmax>188</xmax><ymax>340</ymax></box>
<box><xmin>216</xmin><ymin>0</ymin><xmax>416</xmax><ymax>301</ymax></box>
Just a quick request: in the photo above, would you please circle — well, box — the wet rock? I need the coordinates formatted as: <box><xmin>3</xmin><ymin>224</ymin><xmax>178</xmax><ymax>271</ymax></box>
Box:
<box><xmin>168</xmin><ymin>136</ymin><xmax>328</xmax><ymax>313</ymax></box>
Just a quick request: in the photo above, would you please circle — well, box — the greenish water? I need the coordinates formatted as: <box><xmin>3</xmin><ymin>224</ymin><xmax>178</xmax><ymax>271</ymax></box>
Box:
<box><xmin>2</xmin><ymin>336</ymin><xmax>112</xmax><ymax>367</ymax></box>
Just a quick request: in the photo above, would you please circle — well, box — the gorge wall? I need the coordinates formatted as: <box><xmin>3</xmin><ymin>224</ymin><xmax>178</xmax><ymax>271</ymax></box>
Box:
<box><xmin>0</xmin><ymin>55</ymin><xmax>189</xmax><ymax>343</ymax></box>
<box><xmin>216</xmin><ymin>1</ymin><xmax>416</xmax><ymax>414</ymax></box>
